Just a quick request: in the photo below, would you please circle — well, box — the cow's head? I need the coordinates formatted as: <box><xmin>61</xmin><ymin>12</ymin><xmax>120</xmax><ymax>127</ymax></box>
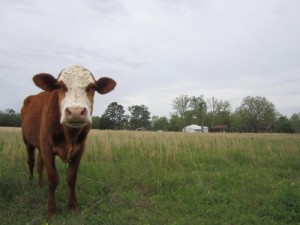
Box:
<box><xmin>33</xmin><ymin>65</ymin><xmax>116</xmax><ymax>128</ymax></box>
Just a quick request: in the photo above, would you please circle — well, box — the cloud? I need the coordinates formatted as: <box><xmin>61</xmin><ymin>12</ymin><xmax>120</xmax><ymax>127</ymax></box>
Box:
<box><xmin>0</xmin><ymin>0</ymin><xmax>299</xmax><ymax>117</ymax></box>
<box><xmin>84</xmin><ymin>0</ymin><xmax>126</xmax><ymax>16</ymax></box>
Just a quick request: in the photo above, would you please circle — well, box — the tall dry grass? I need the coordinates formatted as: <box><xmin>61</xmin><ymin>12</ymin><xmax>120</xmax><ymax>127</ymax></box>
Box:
<box><xmin>0</xmin><ymin>127</ymin><xmax>25</xmax><ymax>162</ymax></box>
<box><xmin>1</xmin><ymin>127</ymin><xmax>299</xmax><ymax>167</ymax></box>
<box><xmin>1</xmin><ymin>128</ymin><xmax>300</xmax><ymax>224</ymax></box>
<box><xmin>85</xmin><ymin>130</ymin><xmax>300</xmax><ymax>165</ymax></box>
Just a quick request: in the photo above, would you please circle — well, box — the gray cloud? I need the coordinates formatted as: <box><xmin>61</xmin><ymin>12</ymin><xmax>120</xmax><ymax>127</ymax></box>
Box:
<box><xmin>84</xmin><ymin>0</ymin><xmax>126</xmax><ymax>16</ymax></box>
<box><xmin>0</xmin><ymin>0</ymin><xmax>299</xmax><ymax>117</ymax></box>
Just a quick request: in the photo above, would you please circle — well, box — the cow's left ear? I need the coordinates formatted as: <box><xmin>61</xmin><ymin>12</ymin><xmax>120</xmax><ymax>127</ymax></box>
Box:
<box><xmin>33</xmin><ymin>73</ymin><xmax>57</xmax><ymax>91</ymax></box>
<box><xmin>95</xmin><ymin>77</ymin><xmax>116</xmax><ymax>94</ymax></box>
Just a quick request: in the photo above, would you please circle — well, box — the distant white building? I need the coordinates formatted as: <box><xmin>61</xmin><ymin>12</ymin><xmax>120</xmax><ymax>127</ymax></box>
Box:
<box><xmin>182</xmin><ymin>124</ymin><xmax>209</xmax><ymax>133</ymax></box>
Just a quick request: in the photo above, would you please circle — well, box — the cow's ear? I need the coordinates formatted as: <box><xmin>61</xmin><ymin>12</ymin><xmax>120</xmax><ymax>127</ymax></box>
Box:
<box><xmin>95</xmin><ymin>77</ymin><xmax>116</xmax><ymax>94</ymax></box>
<box><xmin>33</xmin><ymin>73</ymin><xmax>57</xmax><ymax>91</ymax></box>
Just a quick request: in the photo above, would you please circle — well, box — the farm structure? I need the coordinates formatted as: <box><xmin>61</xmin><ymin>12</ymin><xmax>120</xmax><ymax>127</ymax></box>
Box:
<box><xmin>182</xmin><ymin>124</ymin><xmax>209</xmax><ymax>133</ymax></box>
<box><xmin>210</xmin><ymin>125</ymin><xmax>228</xmax><ymax>133</ymax></box>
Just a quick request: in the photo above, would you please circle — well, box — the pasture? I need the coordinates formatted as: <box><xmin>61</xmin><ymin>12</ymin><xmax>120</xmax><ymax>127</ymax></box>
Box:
<box><xmin>0</xmin><ymin>127</ymin><xmax>300</xmax><ymax>225</ymax></box>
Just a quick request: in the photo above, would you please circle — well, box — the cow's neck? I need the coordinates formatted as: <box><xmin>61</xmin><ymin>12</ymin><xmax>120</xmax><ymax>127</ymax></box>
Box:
<box><xmin>62</xmin><ymin>125</ymin><xmax>90</xmax><ymax>163</ymax></box>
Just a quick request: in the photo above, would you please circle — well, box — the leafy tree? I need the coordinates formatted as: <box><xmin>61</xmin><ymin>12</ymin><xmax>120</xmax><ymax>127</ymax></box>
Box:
<box><xmin>123</xmin><ymin>115</ymin><xmax>130</xmax><ymax>130</ymax></box>
<box><xmin>152</xmin><ymin>116</ymin><xmax>169</xmax><ymax>131</ymax></box>
<box><xmin>189</xmin><ymin>95</ymin><xmax>207</xmax><ymax>126</ymax></box>
<box><xmin>236</xmin><ymin>96</ymin><xmax>277</xmax><ymax>132</ymax></box>
<box><xmin>207</xmin><ymin>97</ymin><xmax>232</xmax><ymax>127</ymax></box>
<box><xmin>290</xmin><ymin>113</ymin><xmax>300</xmax><ymax>133</ymax></box>
<box><xmin>275</xmin><ymin>116</ymin><xmax>295</xmax><ymax>133</ymax></box>
<box><xmin>128</xmin><ymin>105</ymin><xmax>151</xmax><ymax>130</ymax></box>
<box><xmin>99</xmin><ymin>116</ymin><xmax>112</xmax><ymax>130</ymax></box>
<box><xmin>172</xmin><ymin>95</ymin><xmax>232</xmax><ymax>129</ymax></box>
<box><xmin>172</xmin><ymin>95</ymin><xmax>190</xmax><ymax>127</ymax></box>
<box><xmin>215</xmin><ymin>100</ymin><xmax>232</xmax><ymax>126</ymax></box>
<box><xmin>207</xmin><ymin>97</ymin><xmax>218</xmax><ymax>127</ymax></box>
<box><xmin>99</xmin><ymin>102</ymin><xmax>126</xmax><ymax>130</ymax></box>
<box><xmin>169</xmin><ymin>114</ymin><xmax>182</xmax><ymax>131</ymax></box>
<box><xmin>91</xmin><ymin>116</ymin><xmax>101</xmax><ymax>129</ymax></box>
<box><xmin>5</xmin><ymin>108</ymin><xmax>16</xmax><ymax>115</ymax></box>
<box><xmin>0</xmin><ymin>109</ymin><xmax>21</xmax><ymax>127</ymax></box>
<box><xmin>230</xmin><ymin>111</ymin><xmax>242</xmax><ymax>132</ymax></box>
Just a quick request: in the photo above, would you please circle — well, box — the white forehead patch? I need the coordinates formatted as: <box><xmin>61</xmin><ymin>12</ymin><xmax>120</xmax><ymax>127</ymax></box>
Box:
<box><xmin>58</xmin><ymin>65</ymin><xmax>94</xmax><ymax>88</ymax></box>
<box><xmin>58</xmin><ymin>65</ymin><xmax>96</xmax><ymax>125</ymax></box>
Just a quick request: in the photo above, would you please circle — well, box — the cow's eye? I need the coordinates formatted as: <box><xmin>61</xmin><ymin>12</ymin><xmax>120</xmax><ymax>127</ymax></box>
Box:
<box><xmin>57</xmin><ymin>82</ymin><xmax>68</xmax><ymax>92</ymax></box>
<box><xmin>86</xmin><ymin>83</ymin><xmax>95</xmax><ymax>92</ymax></box>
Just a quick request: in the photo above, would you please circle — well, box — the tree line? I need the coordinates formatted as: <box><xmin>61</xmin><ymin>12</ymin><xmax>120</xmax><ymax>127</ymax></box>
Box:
<box><xmin>0</xmin><ymin>109</ymin><xmax>21</xmax><ymax>127</ymax></box>
<box><xmin>1</xmin><ymin>95</ymin><xmax>299</xmax><ymax>133</ymax></box>
<box><xmin>92</xmin><ymin>95</ymin><xmax>300</xmax><ymax>133</ymax></box>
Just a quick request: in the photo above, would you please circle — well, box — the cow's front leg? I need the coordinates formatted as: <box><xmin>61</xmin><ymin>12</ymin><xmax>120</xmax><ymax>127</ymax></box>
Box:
<box><xmin>66</xmin><ymin>151</ymin><xmax>83</xmax><ymax>210</ymax></box>
<box><xmin>37</xmin><ymin>150</ymin><xmax>44</xmax><ymax>187</ymax></box>
<box><xmin>44</xmin><ymin>153</ymin><xmax>59</xmax><ymax>218</ymax></box>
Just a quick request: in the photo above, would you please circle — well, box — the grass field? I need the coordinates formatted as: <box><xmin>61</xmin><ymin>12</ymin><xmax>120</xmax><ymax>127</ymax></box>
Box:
<box><xmin>0</xmin><ymin>127</ymin><xmax>300</xmax><ymax>225</ymax></box>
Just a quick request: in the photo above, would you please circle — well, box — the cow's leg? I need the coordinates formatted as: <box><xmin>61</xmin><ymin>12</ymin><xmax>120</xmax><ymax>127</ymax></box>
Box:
<box><xmin>26</xmin><ymin>144</ymin><xmax>35</xmax><ymax>180</ymax></box>
<box><xmin>37</xmin><ymin>150</ymin><xmax>44</xmax><ymax>187</ymax></box>
<box><xmin>66</xmin><ymin>151</ymin><xmax>83</xmax><ymax>210</ymax></box>
<box><xmin>43</xmin><ymin>153</ymin><xmax>59</xmax><ymax>218</ymax></box>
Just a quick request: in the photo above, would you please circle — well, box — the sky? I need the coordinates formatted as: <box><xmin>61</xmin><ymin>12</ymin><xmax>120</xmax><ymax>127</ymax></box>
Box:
<box><xmin>0</xmin><ymin>0</ymin><xmax>299</xmax><ymax>118</ymax></box>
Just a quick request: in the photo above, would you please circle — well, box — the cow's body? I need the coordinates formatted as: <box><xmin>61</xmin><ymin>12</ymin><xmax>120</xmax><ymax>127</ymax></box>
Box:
<box><xmin>21</xmin><ymin>65</ymin><xmax>116</xmax><ymax>218</ymax></box>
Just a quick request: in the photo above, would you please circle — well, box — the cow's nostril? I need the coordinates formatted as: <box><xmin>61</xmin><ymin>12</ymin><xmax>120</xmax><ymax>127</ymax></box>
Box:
<box><xmin>66</xmin><ymin>107</ymin><xmax>72</xmax><ymax>117</ymax></box>
<box><xmin>81</xmin><ymin>108</ymin><xmax>87</xmax><ymax>117</ymax></box>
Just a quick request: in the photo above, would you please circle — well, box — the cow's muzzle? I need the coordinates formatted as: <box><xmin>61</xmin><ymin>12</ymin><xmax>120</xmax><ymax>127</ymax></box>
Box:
<box><xmin>64</xmin><ymin>107</ymin><xmax>88</xmax><ymax>128</ymax></box>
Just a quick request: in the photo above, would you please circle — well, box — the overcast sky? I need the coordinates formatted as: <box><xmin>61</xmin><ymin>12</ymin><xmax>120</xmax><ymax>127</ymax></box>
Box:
<box><xmin>0</xmin><ymin>0</ymin><xmax>299</xmax><ymax>118</ymax></box>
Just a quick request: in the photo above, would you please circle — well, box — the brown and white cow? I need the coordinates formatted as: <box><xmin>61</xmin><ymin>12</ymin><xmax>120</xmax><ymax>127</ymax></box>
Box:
<box><xmin>21</xmin><ymin>65</ymin><xmax>116</xmax><ymax>218</ymax></box>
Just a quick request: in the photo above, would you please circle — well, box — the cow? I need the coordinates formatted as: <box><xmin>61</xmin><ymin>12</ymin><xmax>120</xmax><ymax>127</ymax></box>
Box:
<box><xmin>21</xmin><ymin>65</ymin><xmax>116</xmax><ymax>218</ymax></box>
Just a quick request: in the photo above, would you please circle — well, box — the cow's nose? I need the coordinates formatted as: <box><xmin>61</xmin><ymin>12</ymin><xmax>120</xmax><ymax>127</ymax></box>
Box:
<box><xmin>65</xmin><ymin>107</ymin><xmax>87</xmax><ymax>121</ymax></box>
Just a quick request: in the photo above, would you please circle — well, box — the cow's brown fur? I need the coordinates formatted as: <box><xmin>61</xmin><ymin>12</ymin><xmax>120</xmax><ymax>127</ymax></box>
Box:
<box><xmin>21</xmin><ymin>69</ymin><xmax>116</xmax><ymax>218</ymax></box>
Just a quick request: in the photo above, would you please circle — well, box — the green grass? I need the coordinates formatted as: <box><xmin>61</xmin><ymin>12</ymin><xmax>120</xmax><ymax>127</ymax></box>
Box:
<box><xmin>0</xmin><ymin>128</ymin><xmax>300</xmax><ymax>225</ymax></box>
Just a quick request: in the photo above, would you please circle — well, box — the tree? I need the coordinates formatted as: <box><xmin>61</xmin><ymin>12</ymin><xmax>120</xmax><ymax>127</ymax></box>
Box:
<box><xmin>290</xmin><ymin>113</ymin><xmax>300</xmax><ymax>133</ymax></box>
<box><xmin>5</xmin><ymin>108</ymin><xmax>16</xmax><ymax>115</ymax></box>
<box><xmin>99</xmin><ymin>102</ymin><xmax>126</xmax><ymax>130</ymax></box>
<box><xmin>128</xmin><ymin>105</ymin><xmax>151</xmax><ymax>130</ymax></box>
<box><xmin>275</xmin><ymin>116</ymin><xmax>295</xmax><ymax>133</ymax></box>
<box><xmin>0</xmin><ymin>109</ymin><xmax>21</xmax><ymax>127</ymax></box>
<box><xmin>91</xmin><ymin>116</ymin><xmax>101</xmax><ymax>129</ymax></box>
<box><xmin>189</xmin><ymin>95</ymin><xmax>207</xmax><ymax>126</ymax></box>
<box><xmin>230</xmin><ymin>111</ymin><xmax>242</xmax><ymax>132</ymax></box>
<box><xmin>215</xmin><ymin>99</ymin><xmax>232</xmax><ymax>126</ymax></box>
<box><xmin>236</xmin><ymin>96</ymin><xmax>277</xmax><ymax>132</ymax></box>
<box><xmin>152</xmin><ymin>116</ymin><xmax>169</xmax><ymax>131</ymax></box>
<box><xmin>207</xmin><ymin>97</ymin><xmax>232</xmax><ymax>127</ymax></box>
<box><xmin>172</xmin><ymin>95</ymin><xmax>190</xmax><ymax>126</ymax></box>
<box><xmin>169</xmin><ymin>114</ymin><xmax>182</xmax><ymax>131</ymax></box>
<box><xmin>171</xmin><ymin>95</ymin><xmax>231</xmax><ymax>129</ymax></box>
<box><xmin>207</xmin><ymin>97</ymin><xmax>218</xmax><ymax>127</ymax></box>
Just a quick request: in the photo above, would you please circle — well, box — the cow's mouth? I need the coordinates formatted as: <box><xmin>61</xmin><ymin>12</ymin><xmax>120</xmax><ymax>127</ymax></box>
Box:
<box><xmin>64</xmin><ymin>122</ymin><xmax>87</xmax><ymax>128</ymax></box>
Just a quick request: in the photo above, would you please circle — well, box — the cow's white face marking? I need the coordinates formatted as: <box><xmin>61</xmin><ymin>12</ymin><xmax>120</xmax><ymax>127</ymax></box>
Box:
<box><xmin>58</xmin><ymin>65</ymin><xmax>95</xmax><ymax>126</ymax></box>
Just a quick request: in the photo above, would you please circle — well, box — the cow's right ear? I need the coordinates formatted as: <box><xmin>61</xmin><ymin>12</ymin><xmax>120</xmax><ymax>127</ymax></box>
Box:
<box><xmin>33</xmin><ymin>73</ymin><xmax>57</xmax><ymax>91</ymax></box>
